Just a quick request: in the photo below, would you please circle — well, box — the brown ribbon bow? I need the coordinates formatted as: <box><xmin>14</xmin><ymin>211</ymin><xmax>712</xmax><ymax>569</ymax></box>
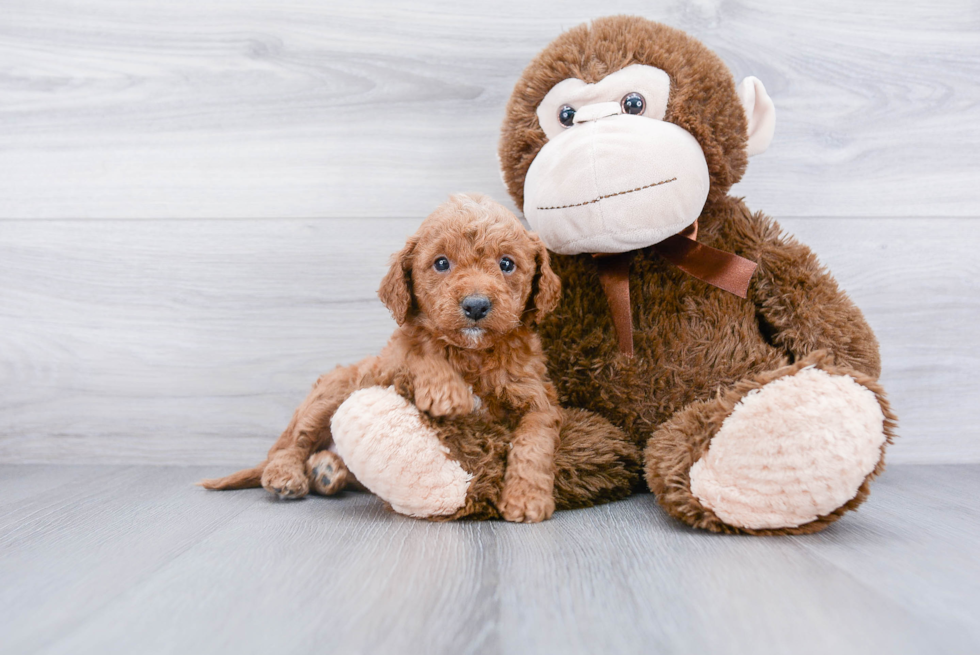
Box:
<box><xmin>593</xmin><ymin>221</ymin><xmax>758</xmax><ymax>357</ymax></box>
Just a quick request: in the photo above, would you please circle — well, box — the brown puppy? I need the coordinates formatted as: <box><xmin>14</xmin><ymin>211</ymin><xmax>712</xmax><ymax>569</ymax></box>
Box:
<box><xmin>202</xmin><ymin>192</ymin><xmax>563</xmax><ymax>522</ymax></box>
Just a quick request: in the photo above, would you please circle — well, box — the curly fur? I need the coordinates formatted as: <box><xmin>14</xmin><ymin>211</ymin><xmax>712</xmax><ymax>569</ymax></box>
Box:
<box><xmin>421</xmin><ymin>407</ymin><xmax>643</xmax><ymax>522</ymax></box>
<box><xmin>202</xmin><ymin>193</ymin><xmax>640</xmax><ymax>521</ymax></box>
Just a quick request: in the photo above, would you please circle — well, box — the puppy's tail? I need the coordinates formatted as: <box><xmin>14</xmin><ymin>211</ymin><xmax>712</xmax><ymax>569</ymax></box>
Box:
<box><xmin>198</xmin><ymin>461</ymin><xmax>267</xmax><ymax>490</ymax></box>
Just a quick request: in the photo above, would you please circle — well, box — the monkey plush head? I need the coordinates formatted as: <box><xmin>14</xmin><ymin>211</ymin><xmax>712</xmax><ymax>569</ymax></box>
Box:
<box><xmin>499</xmin><ymin>16</ymin><xmax>774</xmax><ymax>256</ymax></box>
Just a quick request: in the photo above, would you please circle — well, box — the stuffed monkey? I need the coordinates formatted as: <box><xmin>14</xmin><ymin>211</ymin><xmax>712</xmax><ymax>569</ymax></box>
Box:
<box><xmin>496</xmin><ymin>16</ymin><xmax>897</xmax><ymax>534</ymax></box>
<box><xmin>332</xmin><ymin>16</ymin><xmax>896</xmax><ymax>534</ymax></box>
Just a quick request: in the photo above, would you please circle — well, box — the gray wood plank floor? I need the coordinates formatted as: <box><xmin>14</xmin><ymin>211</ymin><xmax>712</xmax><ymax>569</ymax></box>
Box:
<box><xmin>1</xmin><ymin>464</ymin><xmax>977</xmax><ymax>655</ymax></box>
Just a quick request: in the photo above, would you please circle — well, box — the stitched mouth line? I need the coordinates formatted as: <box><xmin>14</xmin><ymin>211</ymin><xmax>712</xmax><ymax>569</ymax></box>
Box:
<box><xmin>536</xmin><ymin>177</ymin><xmax>677</xmax><ymax>211</ymax></box>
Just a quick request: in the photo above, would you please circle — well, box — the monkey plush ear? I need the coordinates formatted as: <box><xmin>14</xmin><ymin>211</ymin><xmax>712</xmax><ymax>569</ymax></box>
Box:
<box><xmin>526</xmin><ymin>233</ymin><xmax>561</xmax><ymax>323</ymax></box>
<box><xmin>737</xmin><ymin>76</ymin><xmax>776</xmax><ymax>156</ymax></box>
<box><xmin>378</xmin><ymin>237</ymin><xmax>418</xmax><ymax>325</ymax></box>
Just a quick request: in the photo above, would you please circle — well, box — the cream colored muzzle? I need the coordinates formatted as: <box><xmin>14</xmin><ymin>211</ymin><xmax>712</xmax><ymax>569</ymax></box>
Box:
<box><xmin>522</xmin><ymin>103</ymin><xmax>711</xmax><ymax>256</ymax></box>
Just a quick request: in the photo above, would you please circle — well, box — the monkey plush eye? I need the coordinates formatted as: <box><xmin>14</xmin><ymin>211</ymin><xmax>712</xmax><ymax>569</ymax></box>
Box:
<box><xmin>558</xmin><ymin>105</ymin><xmax>576</xmax><ymax>127</ymax></box>
<box><xmin>621</xmin><ymin>92</ymin><xmax>646</xmax><ymax>115</ymax></box>
<box><xmin>499</xmin><ymin>257</ymin><xmax>516</xmax><ymax>274</ymax></box>
<box><xmin>433</xmin><ymin>256</ymin><xmax>451</xmax><ymax>272</ymax></box>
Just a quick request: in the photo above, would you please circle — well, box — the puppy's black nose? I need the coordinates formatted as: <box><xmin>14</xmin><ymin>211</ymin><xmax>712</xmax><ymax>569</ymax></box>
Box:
<box><xmin>461</xmin><ymin>295</ymin><xmax>492</xmax><ymax>321</ymax></box>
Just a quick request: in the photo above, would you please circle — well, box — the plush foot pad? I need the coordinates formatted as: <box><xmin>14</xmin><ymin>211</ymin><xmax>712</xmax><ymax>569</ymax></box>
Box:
<box><xmin>689</xmin><ymin>366</ymin><xmax>886</xmax><ymax>530</ymax></box>
<box><xmin>308</xmin><ymin>450</ymin><xmax>349</xmax><ymax>496</ymax></box>
<box><xmin>331</xmin><ymin>386</ymin><xmax>472</xmax><ymax>518</ymax></box>
<box><xmin>262</xmin><ymin>457</ymin><xmax>309</xmax><ymax>500</ymax></box>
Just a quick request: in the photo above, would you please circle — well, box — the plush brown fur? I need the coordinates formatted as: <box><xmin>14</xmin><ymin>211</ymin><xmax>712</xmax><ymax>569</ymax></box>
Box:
<box><xmin>496</xmin><ymin>16</ymin><xmax>896</xmax><ymax>534</ymax></box>
<box><xmin>645</xmin><ymin>351</ymin><xmax>896</xmax><ymax>535</ymax></box>
<box><xmin>202</xmin><ymin>193</ymin><xmax>640</xmax><ymax>521</ymax></box>
<box><xmin>409</xmin><ymin>407</ymin><xmax>642</xmax><ymax>521</ymax></box>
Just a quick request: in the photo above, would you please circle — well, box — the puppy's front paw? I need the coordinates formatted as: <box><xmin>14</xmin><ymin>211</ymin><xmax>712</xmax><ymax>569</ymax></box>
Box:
<box><xmin>415</xmin><ymin>379</ymin><xmax>475</xmax><ymax>418</ymax></box>
<box><xmin>499</xmin><ymin>486</ymin><xmax>555</xmax><ymax>523</ymax></box>
<box><xmin>262</xmin><ymin>458</ymin><xmax>309</xmax><ymax>499</ymax></box>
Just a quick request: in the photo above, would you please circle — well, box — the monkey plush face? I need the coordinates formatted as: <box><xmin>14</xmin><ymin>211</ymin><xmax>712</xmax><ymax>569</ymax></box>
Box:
<box><xmin>526</xmin><ymin>64</ymin><xmax>711</xmax><ymax>255</ymax></box>
<box><xmin>500</xmin><ymin>17</ymin><xmax>775</xmax><ymax>256</ymax></box>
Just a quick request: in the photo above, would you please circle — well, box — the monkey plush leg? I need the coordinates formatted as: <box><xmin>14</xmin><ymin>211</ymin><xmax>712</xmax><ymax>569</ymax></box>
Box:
<box><xmin>330</xmin><ymin>386</ymin><xmax>475</xmax><ymax>518</ymax></box>
<box><xmin>645</xmin><ymin>352</ymin><xmax>896</xmax><ymax>535</ymax></box>
<box><xmin>332</xmin><ymin>387</ymin><xmax>642</xmax><ymax>520</ymax></box>
<box><xmin>552</xmin><ymin>408</ymin><xmax>643</xmax><ymax>510</ymax></box>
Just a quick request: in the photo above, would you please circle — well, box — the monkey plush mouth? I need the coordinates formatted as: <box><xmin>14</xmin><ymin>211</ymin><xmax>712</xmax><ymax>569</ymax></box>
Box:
<box><xmin>535</xmin><ymin>177</ymin><xmax>677</xmax><ymax>211</ymax></box>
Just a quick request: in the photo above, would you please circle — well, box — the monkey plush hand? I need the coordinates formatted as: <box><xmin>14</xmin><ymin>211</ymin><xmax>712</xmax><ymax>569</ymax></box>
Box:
<box><xmin>497</xmin><ymin>16</ymin><xmax>896</xmax><ymax>534</ymax></box>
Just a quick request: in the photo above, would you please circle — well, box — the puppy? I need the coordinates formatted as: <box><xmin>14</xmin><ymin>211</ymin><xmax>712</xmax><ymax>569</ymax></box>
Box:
<box><xmin>202</xmin><ymin>193</ymin><xmax>563</xmax><ymax>522</ymax></box>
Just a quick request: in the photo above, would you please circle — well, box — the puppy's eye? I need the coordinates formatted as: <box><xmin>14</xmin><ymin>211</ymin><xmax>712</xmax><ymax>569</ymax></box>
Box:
<box><xmin>499</xmin><ymin>257</ymin><xmax>516</xmax><ymax>274</ymax></box>
<box><xmin>621</xmin><ymin>92</ymin><xmax>645</xmax><ymax>115</ymax></box>
<box><xmin>558</xmin><ymin>105</ymin><xmax>576</xmax><ymax>127</ymax></box>
<box><xmin>433</xmin><ymin>256</ymin><xmax>451</xmax><ymax>272</ymax></box>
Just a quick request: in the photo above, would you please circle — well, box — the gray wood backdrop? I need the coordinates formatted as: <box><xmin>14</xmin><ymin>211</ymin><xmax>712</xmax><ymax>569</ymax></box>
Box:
<box><xmin>1</xmin><ymin>0</ymin><xmax>978</xmax><ymax>465</ymax></box>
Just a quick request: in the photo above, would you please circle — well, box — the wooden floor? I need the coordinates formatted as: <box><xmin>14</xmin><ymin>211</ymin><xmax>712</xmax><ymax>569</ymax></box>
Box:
<box><xmin>1</xmin><ymin>464</ymin><xmax>977</xmax><ymax>655</ymax></box>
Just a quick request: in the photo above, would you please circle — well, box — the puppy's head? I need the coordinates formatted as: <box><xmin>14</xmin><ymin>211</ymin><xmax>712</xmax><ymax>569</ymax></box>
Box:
<box><xmin>379</xmin><ymin>193</ymin><xmax>560</xmax><ymax>349</ymax></box>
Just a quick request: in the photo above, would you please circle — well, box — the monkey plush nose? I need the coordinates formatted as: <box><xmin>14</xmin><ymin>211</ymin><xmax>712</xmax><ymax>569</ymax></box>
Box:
<box><xmin>461</xmin><ymin>295</ymin><xmax>492</xmax><ymax>321</ymax></box>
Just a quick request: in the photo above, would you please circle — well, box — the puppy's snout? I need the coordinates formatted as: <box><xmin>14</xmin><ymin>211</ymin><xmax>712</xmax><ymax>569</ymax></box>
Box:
<box><xmin>461</xmin><ymin>295</ymin><xmax>492</xmax><ymax>321</ymax></box>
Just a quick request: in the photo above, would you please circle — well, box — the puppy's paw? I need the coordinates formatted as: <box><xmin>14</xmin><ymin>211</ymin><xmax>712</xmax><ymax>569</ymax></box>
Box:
<box><xmin>499</xmin><ymin>486</ymin><xmax>556</xmax><ymax>523</ymax></box>
<box><xmin>307</xmin><ymin>450</ymin><xmax>349</xmax><ymax>496</ymax></box>
<box><xmin>262</xmin><ymin>458</ymin><xmax>309</xmax><ymax>500</ymax></box>
<box><xmin>415</xmin><ymin>378</ymin><xmax>475</xmax><ymax>418</ymax></box>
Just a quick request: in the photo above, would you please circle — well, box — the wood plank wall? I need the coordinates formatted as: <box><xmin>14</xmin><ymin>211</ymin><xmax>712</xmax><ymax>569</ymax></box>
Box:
<box><xmin>1</xmin><ymin>0</ymin><xmax>978</xmax><ymax>464</ymax></box>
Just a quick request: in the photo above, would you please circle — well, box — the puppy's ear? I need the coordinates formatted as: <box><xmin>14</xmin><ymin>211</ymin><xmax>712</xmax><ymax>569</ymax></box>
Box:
<box><xmin>378</xmin><ymin>236</ymin><xmax>418</xmax><ymax>325</ymax></box>
<box><xmin>526</xmin><ymin>233</ymin><xmax>561</xmax><ymax>323</ymax></box>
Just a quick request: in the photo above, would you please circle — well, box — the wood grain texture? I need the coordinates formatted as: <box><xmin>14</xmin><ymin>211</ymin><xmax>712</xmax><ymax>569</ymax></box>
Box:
<box><xmin>0</xmin><ymin>466</ymin><xmax>262</xmax><ymax>655</ymax></box>
<box><xmin>0</xmin><ymin>0</ymin><xmax>977</xmax><ymax>219</ymax></box>
<box><xmin>794</xmin><ymin>465</ymin><xmax>980</xmax><ymax>648</ymax></box>
<box><xmin>0</xmin><ymin>464</ymin><xmax>977</xmax><ymax>655</ymax></box>
<box><xmin>1</xmin><ymin>216</ymin><xmax>977</xmax><ymax>465</ymax></box>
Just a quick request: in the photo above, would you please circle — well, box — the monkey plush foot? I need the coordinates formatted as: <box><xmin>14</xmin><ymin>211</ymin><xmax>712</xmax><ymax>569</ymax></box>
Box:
<box><xmin>647</xmin><ymin>354</ymin><xmax>896</xmax><ymax>534</ymax></box>
<box><xmin>331</xmin><ymin>386</ymin><xmax>473</xmax><ymax>518</ymax></box>
<box><xmin>689</xmin><ymin>366</ymin><xmax>887</xmax><ymax>530</ymax></box>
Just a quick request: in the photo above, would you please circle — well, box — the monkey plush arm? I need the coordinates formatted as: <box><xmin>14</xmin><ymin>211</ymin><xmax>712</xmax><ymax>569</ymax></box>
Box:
<box><xmin>744</xmin><ymin>210</ymin><xmax>882</xmax><ymax>379</ymax></box>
